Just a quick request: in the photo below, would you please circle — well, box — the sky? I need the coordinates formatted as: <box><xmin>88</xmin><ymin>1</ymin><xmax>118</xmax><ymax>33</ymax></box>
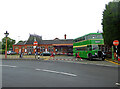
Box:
<box><xmin>0</xmin><ymin>0</ymin><xmax>113</xmax><ymax>43</ymax></box>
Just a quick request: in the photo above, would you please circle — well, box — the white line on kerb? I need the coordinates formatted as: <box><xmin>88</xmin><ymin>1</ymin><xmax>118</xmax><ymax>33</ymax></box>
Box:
<box><xmin>35</xmin><ymin>68</ymin><xmax>77</xmax><ymax>77</ymax></box>
<box><xmin>0</xmin><ymin>65</ymin><xmax>17</xmax><ymax>68</ymax></box>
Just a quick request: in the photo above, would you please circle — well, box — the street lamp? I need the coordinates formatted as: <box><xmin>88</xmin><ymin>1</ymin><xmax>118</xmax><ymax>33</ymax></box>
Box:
<box><xmin>4</xmin><ymin>31</ymin><xmax>9</xmax><ymax>59</ymax></box>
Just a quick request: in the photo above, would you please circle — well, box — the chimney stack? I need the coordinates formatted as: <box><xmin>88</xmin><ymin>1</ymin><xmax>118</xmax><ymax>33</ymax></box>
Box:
<box><xmin>64</xmin><ymin>34</ymin><xmax>66</xmax><ymax>39</ymax></box>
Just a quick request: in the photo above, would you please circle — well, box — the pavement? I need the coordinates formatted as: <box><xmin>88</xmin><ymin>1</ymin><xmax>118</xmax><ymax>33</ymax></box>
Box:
<box><xmin>48</xmin><ymin>56</ymin><xmax>119</xmax><ymax>67</ymax></box>
<box><xmin>1</xmin><ymin>58</ymin><xmax>119</xmax><ymax>87</ymax></box>
<box><xmin>1</xmin><ymin>55</ymin><xmax>119</xmax><ymax>67</ymax></box>
<box><xmin>105</xmin><ymin>58</ymin><xmax>120</xmax><ymax>65</ymax></box>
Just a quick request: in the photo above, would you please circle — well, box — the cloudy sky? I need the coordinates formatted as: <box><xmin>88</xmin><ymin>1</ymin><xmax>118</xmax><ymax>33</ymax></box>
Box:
<box><xmin>0</xmin><ymin>0</ymin><xmax>113</xmax><ymax>43</ymax></box>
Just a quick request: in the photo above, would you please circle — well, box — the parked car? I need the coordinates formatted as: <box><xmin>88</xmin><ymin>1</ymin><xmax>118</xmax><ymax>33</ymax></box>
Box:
<box><xmin>40</xmin><ymin>52</ymin><xmax>55</xmax><ymax>56</ymax></box>
<box><xmin>28</xmin><ymin>52</ymin><xmax>32</xmax><ymax>55</ymax></box>
<box><xmin>7</xmin><ymin>50</ymin><xmax>16</xmax><ymax>55</ymax></box>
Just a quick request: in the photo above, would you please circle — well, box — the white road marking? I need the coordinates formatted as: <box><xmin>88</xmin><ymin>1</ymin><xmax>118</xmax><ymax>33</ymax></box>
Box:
<box><xmin>0</xmin><ymin>65</ymin><xmax>9</xmax><ymax>67</ymax></box>
<box><xmin>115</xmin><ymin>82</ymin><xmax>120</xmax><ymax>86</ymax></box>
<box><xmin>35</xmin><ymin>68</ymin><xmax>41</xmax><ymax>71</ymax></box>
<box><xmin>95</xmin><ymin>64</ymin><xmax>104</xmax><ymax>66</ymax></box>
<box><xmin>9</xmin><ymin>66</ymin><xmax>17</xmax><ymax>68</ymax></box>
<box><xmin>0</xmin><ymin>65</ymin><xmax>17</xmax><ymax>68</ymax></box>
<box><xmin>35</xmin><ymin>68</ymin><xmax>77</xmax><ymax>77</ymax></box>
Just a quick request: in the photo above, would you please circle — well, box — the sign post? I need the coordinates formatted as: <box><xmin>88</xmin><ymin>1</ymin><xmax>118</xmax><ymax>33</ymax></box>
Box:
<box><xmin>113</xmin><ymin>40</ymin><xmax>120</xmax><ymax>86</ymax></box>
<box><xmin>113</xmin><ymin>40</ymin><xmax>119</xmax><ymax>60</ymax></box>
<box><xmin>33</xmin><ymin>41</ymin><xmax>38</xmax><ymax>59</ymax></box>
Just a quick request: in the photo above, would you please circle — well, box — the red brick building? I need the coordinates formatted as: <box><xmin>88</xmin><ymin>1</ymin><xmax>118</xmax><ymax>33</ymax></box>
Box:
<box><xmin>13</xmin><ymin>34</ymin><xmax>73</xmax><ymax>55</ymax></box>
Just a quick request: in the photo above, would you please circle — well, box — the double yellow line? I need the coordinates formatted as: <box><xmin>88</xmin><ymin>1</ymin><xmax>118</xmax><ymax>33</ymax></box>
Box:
<box><xmin>105</xmin><ymin>59</ymin><xmax>120</xmax><ymax>65</ymax></box>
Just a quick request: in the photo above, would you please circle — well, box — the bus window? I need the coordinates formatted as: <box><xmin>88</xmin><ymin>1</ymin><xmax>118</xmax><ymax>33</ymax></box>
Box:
<box><xmin>78</xmin><ymin>38</ymin><xmax>80</xmax><ymax>41</ymax></box>
<box><xmin>87</xmin><ymin>34</ymin><xmax>103</xmax><ymax>40</ymax></box>
<box><xmin>91</xmin><ymin>35</ymin><xmax>96</xmax><ymax>39</ymax></box>
<box><xmin>98</xmin><ymin>45</ymin><xmax>105</xmax><ymax>51</ymax></box>
<box><xmin>87</xmin><ymin>45</ymin><xmax>92</xmax><ymax>51</ymax></box>
<box><xmin>98</xmin><ymin>45</ymin><xmax>100</xmax><ymax>51</ymax></box>
<box><xmin>86</xmin><ymin>35</ymin><xmax>89</xmax><ymax>39</ymax></box>
<box><xmin>97</xmin><ymin>35</ymin><xmax>103</xmax><ymax>39</ymax></box>
<box><xmin>92</xmin><ymin>45</ymin><xmax>99</xmax><ymax>50</ymax></box>
<box><xmin>74</xmin><ymin>39</ymin><xmax>77</xmax><ymax>42</ymax></box>
<box><xmin>83</xmin><ymin>36</ymin><xmax>85</xmax><ymax>40</ymax></box>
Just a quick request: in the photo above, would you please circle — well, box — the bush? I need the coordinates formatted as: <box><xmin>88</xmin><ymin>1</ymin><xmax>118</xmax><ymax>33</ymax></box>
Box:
<box><xmin>0</xmin><ymin>50</ymin><xmax>1</xmax><ymax>54</ymax></box>
<box><xmin>0</xmin><ymin>49</ymin><xmax>5</xmax><ymax>54</ymax></box>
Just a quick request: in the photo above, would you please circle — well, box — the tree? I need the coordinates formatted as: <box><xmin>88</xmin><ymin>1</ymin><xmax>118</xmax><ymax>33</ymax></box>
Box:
<box><xmin>0</xmin><ymin>41</ymin><xmax>2</xmax><ymax>54</ymax></box>
<box><xmin>0</xmin><ymin>41</ymin><xmax>2</xmax><ymax>49</ymax></box>
<box><xmin>102</xmin><ymin>1</ymin><xmax>120</xmax><ymax>55</ymax></box>
<box><xmin>2</xmin><ymin>37</ymin><xmax>16</xmax><ymax>50</ymax></box>
<box><xmin>18</xmin><ymin>40</ymin><xmax>24</xmax><ymax>43</ymax></box>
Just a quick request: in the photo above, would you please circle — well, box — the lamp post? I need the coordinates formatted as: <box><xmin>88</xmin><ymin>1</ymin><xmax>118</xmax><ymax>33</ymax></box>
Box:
<box><xmin>4</xmin><ymin>31</ymin><xmax>9</xmax><ymax>59</ymax></box>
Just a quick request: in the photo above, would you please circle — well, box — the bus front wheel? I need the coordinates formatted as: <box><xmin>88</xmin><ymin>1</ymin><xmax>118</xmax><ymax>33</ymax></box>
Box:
<box><xmin>88</xmin><ymin>53</ymin><xmax>92</xmax><ymax>61</ymax></box>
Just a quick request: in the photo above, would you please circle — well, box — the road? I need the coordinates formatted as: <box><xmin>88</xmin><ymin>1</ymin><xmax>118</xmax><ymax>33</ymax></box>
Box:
<box><xmin>2</xmin><ymin>59</ymin><xmax>119</xmax><ymax>87</ymax></box>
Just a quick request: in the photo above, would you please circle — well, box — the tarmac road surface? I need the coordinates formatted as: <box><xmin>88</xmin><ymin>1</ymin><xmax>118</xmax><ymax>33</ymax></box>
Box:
<box><xmin>2</xmin><ymin>59</ymin><xmax>119</xmax><ymax>87</ymax></box>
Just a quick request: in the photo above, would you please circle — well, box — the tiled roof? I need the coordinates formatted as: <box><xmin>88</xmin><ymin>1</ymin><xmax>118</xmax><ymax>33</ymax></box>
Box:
<box><xmin>15</xmin><ymin>34</ymin><xmax>73</xmax><ymax>45</ymax></box>
<box><xmin>41</xmin><ymin>39</ymin><xmax>73</xmax><ymax>44</ymax></box>
<box><xmin>15</xmin><ymin>41</ymin><xmax>26</xmax><ymax>45</ymax></box>
<box><xmin>25</xmin><ymin>34</ymin><xmax>42</xmax><ymax>45</ymax></box>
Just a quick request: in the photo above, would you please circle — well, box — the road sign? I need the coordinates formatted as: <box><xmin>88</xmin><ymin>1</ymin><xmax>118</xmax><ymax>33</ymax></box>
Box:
<box><xmin>113</xmin><ymin>40</ymin><xmax>119</xmax><ymax>46</ymax></box>
<box><xmin>33</xmin><ymin>41</ymin><xmax>38</xmax><ymax>46</ymax></box>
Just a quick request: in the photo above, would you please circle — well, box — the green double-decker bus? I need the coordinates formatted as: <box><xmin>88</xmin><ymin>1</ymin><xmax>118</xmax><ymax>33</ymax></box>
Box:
<box><xmin>73</xmin><ymin>33</ymin><xmax>106</xmax><ymax>60</ymax></box>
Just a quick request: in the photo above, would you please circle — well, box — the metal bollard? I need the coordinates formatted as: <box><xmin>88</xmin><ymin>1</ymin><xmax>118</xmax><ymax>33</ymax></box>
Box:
<box><xmin>38</xmin><ymin>55</ymin><xmax>40</xmax><ymax>59</ymax></box>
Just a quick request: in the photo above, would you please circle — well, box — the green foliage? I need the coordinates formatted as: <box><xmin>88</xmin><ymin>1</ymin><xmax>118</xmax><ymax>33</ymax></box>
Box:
<box><xmin>0</xmin><ymin>49</ymin><xmax>5</xmax><ymax>54</ymax></box>
<box><xmin>102</xmin><ymin>1</ymin><xmax>120</xmax><ymax>54</ymax></box>
<box><xmin>18</xmin><ymin>40</ymin><xmax>24</xmax><ymax>43</ymax></box>
<box><xmin>0</xmin><ymin>41</ymin><xmax>2</xmax><ymax>49</ymax></box>
<box><xmin>0</xmin><ymin>41</ymin><xmax>2</xmax><ymax>54</ymax></box>
<box><xmin>2</xmin><ymin>37</ymin><xmax>16</xmax><ymax>50</ymax></box>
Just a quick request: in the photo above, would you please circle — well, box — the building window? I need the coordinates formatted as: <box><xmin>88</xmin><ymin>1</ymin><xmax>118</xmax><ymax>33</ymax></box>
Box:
<box><xmin>15</xmin><ymin>47</ymin><xmax>18</xmax><ymax>49</ymax></box>
<box><xmin>48</xmin><ymin>46</ymin><xmax>53</xmax><ymax>52</ymax></box>
<box><xmin>40</xmin><ymin>47</ymin><xmax>42</xmax><ymax>52</ymax></box>
<box><xmin>43</xmin><ymin>47</ymin><xmax>45</xmax><ymax>52</ymax></box>
<box><xmin>27</xmin><ymin>46</ymin><xmax>34</xmax><ymax>53</ymax></box>
<box><xmin>76</xmin><ymin>46</ymin><xmax>88</xmax><ymax>51</ymax></box>
<box><xmin>40</xmin><ymin>46</ymin><xmax>45</xmax><ymax>52</ymax></box>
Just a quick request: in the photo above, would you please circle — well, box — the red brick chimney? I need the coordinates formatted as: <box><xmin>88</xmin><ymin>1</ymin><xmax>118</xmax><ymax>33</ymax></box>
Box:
<box><xmin>64</xmin><ymin>34</ymin><xmax>66</xmax><ymax>39</ymax></box>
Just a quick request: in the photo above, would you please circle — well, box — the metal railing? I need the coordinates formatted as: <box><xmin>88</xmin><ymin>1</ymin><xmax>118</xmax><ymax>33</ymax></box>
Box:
<box><xmin>1</xmin><ymin>54</ymin><xmax>50</xmax><ymax>60</ymax></box>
